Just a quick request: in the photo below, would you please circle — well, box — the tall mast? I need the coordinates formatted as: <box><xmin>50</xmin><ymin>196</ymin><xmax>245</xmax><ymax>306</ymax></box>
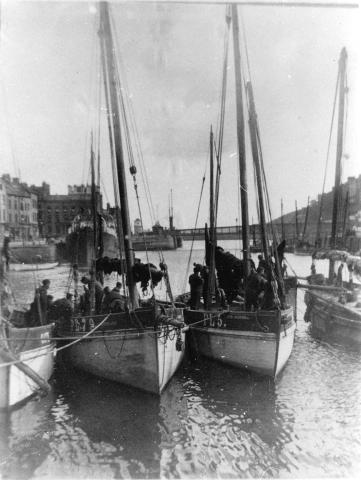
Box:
<box><xmin>246</xmin><ymin>81</ymin><xmax>268</xmax><ymax>261</ymax></box>
<box><xmin>295</xmin><ymin>200</ymin><xmax>299</xmax><ymax>240</ymax></box>
<box><xmin>90</xmin><ymin>136</ymin><xmax>98</xmax><ymax>258</ymax></box>
<box><xmin>90</xmin><ymin>139</ymin><xmax>97</xmax><ymax>314</ymax></box>
<box><xmin>341</xmin><ymin>190</ymin><xmax>349</xmax><ymax>248</ymax></box>
<box><xmin>231</xmin><ymin>4</ymin><xmax>249</xmax><ymax>279</ymax></box>
<box><xmin>99</xmin><ymin>2</ymin><xmax>138</xmax><ymax>307</ymax></box>
<box><xmin>315</xmin><ymin>193</ymin><xmax>324</xmax><ymax>248</ymax></box>
<box><xmin>329</xmin><ymin>47</ymin><xmax>347</xmax><ymax>280</ymax></box>
<box><xmin>207</xmin><ymin>126</ymin><xmax>216</xmax><ymax>309</ymax></box>
<box><xmin>302</xmin><ymin>196</ymin><xmax>310</xmax><ymax>242</ymax></box>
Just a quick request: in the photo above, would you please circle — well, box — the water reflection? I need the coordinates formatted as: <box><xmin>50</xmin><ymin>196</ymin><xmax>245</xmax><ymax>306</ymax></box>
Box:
<box><xmin>0</xmin><ymin>393</ymin><xmax>56</xmax><ymax>479</ymax></box>
<box><xmin>2</xmin><ymin>255</ymin><xmax>361</xmax><ymax>478</ymax></box>
<box><xmin>52</xmin><ymin>365</ymin><xmax>164</xmax><ymax>478</ymax></box>
<box><xmin>171</xmin><ymin>358</ymin><xmax>295</xmax><ymax>478</ymax></box>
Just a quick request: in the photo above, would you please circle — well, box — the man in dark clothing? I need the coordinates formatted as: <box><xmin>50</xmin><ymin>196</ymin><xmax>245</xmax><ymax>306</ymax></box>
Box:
<box><xmin>107</xmin><ymin>282</ymin><xmax>126</xmax><ymax>312</ymax></box>
<box><xmin>201</xmin><ymin>265</ymin><xmax>210</xmax><ymax>307</ymax></box>
<box><xmin>81</xmin><ymin>276</ymin><xmax>104</xmax><ymax>314</ymax></box>
<box><xmin>38</xmin><ymin>279</ymin><xmax>50</xmax><ymax>323</ymax></box>
<box><xmin>257</xmin><ymin>255</ymin><xmax>267</xmax><ymax>273</ymax></box>
<box><xmin>189</xmin><ymin>265</ymin><xmax>204</xmax><ymax>310</ymax></box>
<box><xmin>48</xmin><ymin>293</ymin><xmax>74</xmax><ymax>330</ymax></box>
<box><xmin>245</xmin><ymin>267</ymin><xmax>267</xmax><ymax>311</ymax></box>
<box><xmin>101</xmin><ymin>286</ymin><xmax>111</xmax><ymax>313</ymax></box>
<box><xmin>112</xmin><ymin>281</ymin><xmax>122</xmax><ymax>293</ymax></box>
<box><xmin>336</xmin><ymin>263</ymin><xmax>344</xmax><ymax>287</ymax></box>
<box><xmin>2</xmin><ymin>236</ymin><xmax>10</xmax><ymax>271</ymax></box>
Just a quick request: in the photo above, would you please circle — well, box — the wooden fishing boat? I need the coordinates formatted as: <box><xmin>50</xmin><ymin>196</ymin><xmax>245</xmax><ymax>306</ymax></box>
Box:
<box><xmin>56</xmin><ymin>306</ymin><xmax>184</xmax><ymax>394</ymax></box>
<box><xmin>179</xmin><ymin>5</ymin><xmax>296</xmax><ymax>378</ymax></box>
<box><xmin>304</xmin><ymin>251</ymin><xmax>361</xmax><ymax>345</ymax></box>
<box><xmin>65</xmin><ymin>213</ymin><xmax>119</xmax><ymax>267</ymax></box>
<box><xmin>185</xmin><ymin>305</ymin><xmax>295</xmax><ymax>377</ymax></box>
<box><xmin>54</xmin><ymin>2</ymin><xmax>185</xmax><ymax>394</ymax></box>
<box><xmin>303</xmin><ymin>48</ymin><xmax>361</xmax><ymax>346</ymax></box>
<box><xmin>0</xmin><ymin>322</ymin><xmax>54</xmax><ymax>410</ymax></box>
<box><xmin>9</xmin><ymin>262</ymin><xmax>58</xmax><ymax>272</ymax></box>
<box><xmin>0</xmin><ymin>265</ymin><xmax>55</xmax><ymax>410</ymax></box>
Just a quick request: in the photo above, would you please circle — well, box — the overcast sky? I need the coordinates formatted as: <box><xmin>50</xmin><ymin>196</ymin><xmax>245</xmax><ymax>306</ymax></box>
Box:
<box><xmin>0</xmin><ymin>0</ymin><xmax>360</xmax><ymax>229</ymax></box>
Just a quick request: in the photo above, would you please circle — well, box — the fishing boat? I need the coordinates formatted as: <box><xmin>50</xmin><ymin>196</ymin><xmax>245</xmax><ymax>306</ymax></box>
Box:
<box><xmin>54</xmin><ymin>2</ymin><xmax>185</xmax><ymax>395</ymax></box>
<box><xmin>8</xmin><ymin>262</ymin><xmax>58</xmax><ymax>273</ymax></box>
<box><xmin>303</xmin><ymin>48</ymin><xmax>361</xmax><ymax>345</ymax></box>
<box><xmin>179</xmin><ymin>5</ymin><xmax>296</xmax><ymax>378</ymax></box>
<box><xmin>65</xmin><ymin>211</ymin><xmax>119</xmax><ymax>267</ymax></box>
<box><xmin>0</xmin><ymin>260</ymin><xmax>55</xmax><ymax>410</ymax></box>
<box><xmin>2</xmin><ymin>237</ymin><xmax>58</xmax><ymax>267</ymax></box>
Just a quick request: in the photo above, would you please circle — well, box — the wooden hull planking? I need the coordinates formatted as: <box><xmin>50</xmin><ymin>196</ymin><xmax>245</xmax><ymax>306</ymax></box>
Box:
<box><xmin>66</xmin><ymin>228</ymin><xmax>118</xmax><ymax>266</ymax></box>
<box><xmin>9</xmin><ymin>262</ymin><xmax>58</xmax><ymax>272</ymax></box>
<box><xmin>305</xmin><ymin>291</ymin><xmax>361</xmax><ymax>345</ymax></box>
<box><xmin>0</xmin><ymin>324</ymin><xmax>55</xmax><ymax>410</ymax></box>
<box><xmin>185</xmin><ymin>307</ymin><xmax>295</xmax><ymax>377</ymax></box>
<box><xmin>61</xmin><ymin>326</ymin><xmax>184</xmax><ymax>394</ymax></box>
<box><xmin>57</xmin><ymin>308</ymin><xmax>185</xmax><ymax>395</ymax></box>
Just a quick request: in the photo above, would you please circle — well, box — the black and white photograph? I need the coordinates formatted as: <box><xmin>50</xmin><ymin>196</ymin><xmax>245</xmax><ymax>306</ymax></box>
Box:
<box><xmin>0</xmin><ymin>0</ymin><xmax>360</xmax><ymax>478</ymax></box>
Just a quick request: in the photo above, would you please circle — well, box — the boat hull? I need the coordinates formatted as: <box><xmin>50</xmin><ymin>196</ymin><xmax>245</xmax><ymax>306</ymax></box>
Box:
<box><xmin>304</xmin><ymin>290</ymin><xmax>361</xmax><ymax>345</ymax></box>
<box><xmin>65</xmin><ymin>228</ymin><xmax>118</xmax><ymax>266</ymax></box>
<box><xmin>57</xmin><ymin>308</ymin><xmax>185</xmax><ymax>394</ymax></box>
<box><xmin>8</xmin><ymin>243</ymin><xmax>57</xmax><ymax>264</ymax></box>
<box><xmin>0</xmin><ymin>324</ymin><xmax>55</xmax><ymax>410</ymax></box>
<box><xmin>9</xmin><ymin>262</ymin><xmax>58</xmax><ymax>272</ymax></box>
<box><xmin>184</xmin><ymin>306</ymin><xmax>295</xmax><ymax>377</ymax></box>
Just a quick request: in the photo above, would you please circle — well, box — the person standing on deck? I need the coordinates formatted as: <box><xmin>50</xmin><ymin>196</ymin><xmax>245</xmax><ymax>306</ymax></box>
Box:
<box><xmin>81</xmin><ymin>276</ymin><xmax>104</xmax><ymax>314</ymax></box>
<box><xmin>336</xmin><ymin>263</ymin><xmax>344</xmax><ymax>287</ymax></box>
<box><xmin>189</xmin><ymin>264</ymin><xmax>204</xmax><ymax>310</ymax></box>
<box><xmin>201</xmin><ymin>265</ymin><xmax>210</xmax><ymax>306</ymax></box>
<box><xmin>245</xmin><ymin>266</ymin><xmax>267</xmax><ymax>311</ymax></box>
<box><xmin>37</xmin><ymin>279</ymin><xmax>50</xmax><ymax>323</ymax></box>
<box><xmin>257</xmin><ymin>255</ymin><xmax>267</xmax><ymax>273</ymax></box>
<box><xmin>311</xmin><ymin>262</ymin><xmax>316</xmax><ymax>275</ymax></box>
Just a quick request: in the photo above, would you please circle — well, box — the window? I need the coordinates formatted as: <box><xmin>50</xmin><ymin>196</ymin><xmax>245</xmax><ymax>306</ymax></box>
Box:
<box><xmin>8</xmin><ymin>213</ymin><xmax>12</xmax><ymax>222</ymax></box>
<box><xmin>8</xmin><ymin>198</ymin><xmax>11</xmax><ymax>209</ymax></box>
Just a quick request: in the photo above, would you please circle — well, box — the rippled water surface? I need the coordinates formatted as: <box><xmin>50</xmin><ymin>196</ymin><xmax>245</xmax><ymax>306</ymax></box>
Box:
<box><xmin>1</xmin><ymin>243</ymin><xmax>361</xmax><ymax>479</ymax></box>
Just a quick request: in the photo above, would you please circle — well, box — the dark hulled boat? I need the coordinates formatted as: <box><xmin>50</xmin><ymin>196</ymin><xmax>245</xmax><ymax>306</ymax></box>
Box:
<box><xmin>304</xmin><ymin>48</ymin><xmax>361</xmax><ymax>346</ymax></box>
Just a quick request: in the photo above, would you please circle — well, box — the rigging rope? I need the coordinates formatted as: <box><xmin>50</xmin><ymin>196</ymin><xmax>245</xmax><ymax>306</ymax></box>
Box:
<box><xmin>315</xmin><ymin>69</ymin><xmax>340</xmax><ymax>246</ymax></box>
<box><xmin>214</xmin><ymin>6</ymin><xmax>231</xmax><ymax>222</ymax></box>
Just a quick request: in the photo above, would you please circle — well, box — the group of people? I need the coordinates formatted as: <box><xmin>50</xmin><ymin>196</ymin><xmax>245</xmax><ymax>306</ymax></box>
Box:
<box><xmin>25</xmin><ymin>278</ymin><xmax>56</xmax><ymax>326</ymax></box>
<box><xmin>24</xmin><ymin>276</ymin><xmax>128</xmax><ymax>327</ymax></box>
<box><xmin>188</xmin><ymin>253</ymin><xmax>286</xmax><ymax>312</ymax></box>
<box><xmin>78</xmin><ymin>277</ymin><xmax>127</xmax><ymax>315</ymax></box>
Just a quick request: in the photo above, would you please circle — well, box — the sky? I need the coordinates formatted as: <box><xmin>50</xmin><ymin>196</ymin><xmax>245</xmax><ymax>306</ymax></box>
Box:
<box><xmin>0</xmin><ymin>0</ymin><xmax>360</xmax><ymax>229</ymax></box>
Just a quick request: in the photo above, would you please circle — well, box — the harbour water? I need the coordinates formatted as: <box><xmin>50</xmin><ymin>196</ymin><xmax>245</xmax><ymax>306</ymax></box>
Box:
<box><xmin>1</xmin><ymin>240</ymin><xmax>361</xmax><ymax>479</ymax></box>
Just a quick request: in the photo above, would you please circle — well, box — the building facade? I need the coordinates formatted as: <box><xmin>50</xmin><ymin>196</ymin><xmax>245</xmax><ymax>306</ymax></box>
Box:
<box><xmin>0</xmin><ymin>174</ymin><xmax>39</xmax><ymax>241</ymax></box>
<box><xmin>32</xmin><ymin>183</ymin><xmax>103</xmax><ymax>239</ymax></box>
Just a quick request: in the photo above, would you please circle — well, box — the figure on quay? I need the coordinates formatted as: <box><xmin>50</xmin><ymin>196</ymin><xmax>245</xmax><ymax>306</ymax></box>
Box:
<box><xmin>189</xmin><ymin>263</ymin><xmax>204</xmax><ymax>310</ymax></box>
